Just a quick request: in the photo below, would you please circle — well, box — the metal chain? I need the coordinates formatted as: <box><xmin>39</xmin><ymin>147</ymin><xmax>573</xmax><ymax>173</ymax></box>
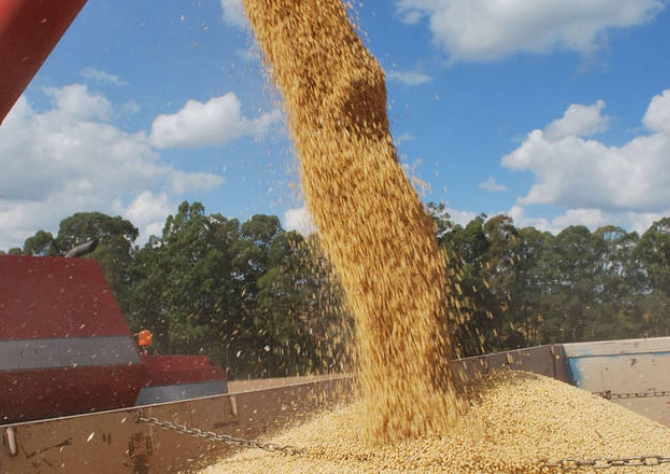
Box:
<box><xmin>138</xmin><ymin>415</ymin><xmax>304</xmax><ymax>455</ymax></box>
<box><xmin>544</xmin><ymin>455</ymin><xmax>670</xmax><ymax>470</ymax></box>
<box><xmin>138</xmin><ymin>413</ymin><xmax>670</xmax><ymax>470</ymax></box>
<box><xmin>592</xmin><ymin>390</ymin><xmax>670</xmax><ymax>400</ymax></box>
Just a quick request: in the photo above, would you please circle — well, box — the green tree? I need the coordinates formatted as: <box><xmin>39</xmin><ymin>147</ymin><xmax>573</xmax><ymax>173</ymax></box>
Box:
<box><xmin>513</xmin><ymin>226</ymin><xmax>552</xmax><ymax>346</ymax></box>
<box><xmin>22</xmin><ymin>230</ymin><xmax>59</xmax><ymax>256</ymax></box>
<box><xmin>128</xmin><ymin>202</ymin><xmax>243</xmax><ymax>369</ymax></box>
<box><xmin>540</xmin><ymin>226</ymin><xmax>604</xmax><ymax>343</ymax></box>
<box><xmin>482</xmin><ymin>215</ymin><xmax>527</xmax><ymax>349</ymax></box>
<box><xmin>250</xmin><ymin>230</ymin><xmax>319</xmax><ymax>376</ymax></box>
<box><xmin>636</xmin><ymin>218</ymin><xmax>670</xmax><ymax>336</ymax></box>
<box><xmin>55</xmin><ymin>212</ymin><xmax>139</xmax><ymax>310</ymax></box>
<box><xmin>427</xmin><ymin>202</ymin><xmax>455</xmax><ymax>247</ymax></box>
<box><xmin>590</xmin><ymin>226</ymin><xmax>644</xmax><ymax>339</ymax></box>
<box><xmin>438</xmin><ymin>213</ymin><xmax>503</xmax><ymax>356</ymax></box>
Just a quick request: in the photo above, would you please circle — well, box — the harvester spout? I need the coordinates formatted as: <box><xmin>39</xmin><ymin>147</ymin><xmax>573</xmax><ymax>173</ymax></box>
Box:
<box><xmin>64</xmin><ymin>238</ymin><xmax>99</xmax><ymax>258</ymax></box>
<box><xmin>0</xmin><ymin>0</ymin><xmax>88</xmax><ymax>124</ymax></box>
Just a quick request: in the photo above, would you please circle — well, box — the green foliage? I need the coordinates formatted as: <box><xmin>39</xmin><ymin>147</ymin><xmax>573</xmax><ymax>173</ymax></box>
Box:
<box><xmin>428</xmin><ymin>204</ymin><xmax>670</xmax><ymax>356</ymax></box>
<box><xmin>18</xmin><ymin>212</ymin><xmax>139</xmax><ymax>311</ymax></box>
<box><xmin>23</xmin><ymin>230</ymin><xmax>59</xmax><ymax>256</ymax></box>
<box><xmin>14</xmin><ymin>201</ymin><xmax>670</xmax><ymax>373</ymax></box>
<box><xmin>124</xmin><ymin>202</ymin><xmax>349</xmax><ymax>379</ymax></box>
<box><xmin>58</xmin><ymin>212</ymin><xmax>139</xmax><ymax>311</ymax></box>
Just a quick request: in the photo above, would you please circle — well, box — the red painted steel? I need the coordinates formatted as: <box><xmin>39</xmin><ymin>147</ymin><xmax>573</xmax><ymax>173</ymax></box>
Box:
<box><xmin>0</xmin><ymin>255</ymin><xmax>143</xmax><ymax>423</ymax></box>
<box><xmin>0</xmin><ymin>255</ymin><xmax>227</xmax><ymax>423</ymax></box>
<box><xmin>0</xmin><ymin>255</ymin><xmax>131</xmax><ymax>338</ymax></box>
<box><xmin>0</xmin><ymin>0</ymin><xmax>87</xmax><ymax>124</ymax></box>
<box><xmin>0</xmin><ymin>365</ymin><xmax>144</xmax><ymax>424</ymax></box>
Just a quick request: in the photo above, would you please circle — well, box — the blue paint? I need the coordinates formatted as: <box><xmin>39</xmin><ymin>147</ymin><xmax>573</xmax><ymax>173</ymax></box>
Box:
<box><xmin>564</xmin><ymin>352</ymin><xmax>670</xmax><ymax>388</ymax></box>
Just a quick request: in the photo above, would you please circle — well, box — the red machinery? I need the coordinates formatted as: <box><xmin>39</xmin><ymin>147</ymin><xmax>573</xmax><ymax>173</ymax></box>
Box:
<box><xmin>0</xmin><ymin>254</ymin><xmax>228</xmax><ymax>424</ymax></box>
<box><xmin>0</xmin><ymin>1</ymin><xmax>227</xmax><ymax>425</ymax></box>
<box><xmin>0</xmin><ymin>255</ymin><xmax>145</xmax><ymax>423</ymax></box>
<box><xmin>0</xmin><ymin>0</ymin><xmax>87</xmax><ymax>124</ymax></box>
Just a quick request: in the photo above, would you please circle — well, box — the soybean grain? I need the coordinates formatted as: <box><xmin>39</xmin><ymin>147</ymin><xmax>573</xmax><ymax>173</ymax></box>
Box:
<box><xmin>241</xmin><ymin>0</ymin><xmax>461</xmax><ymax>444</ymax></box>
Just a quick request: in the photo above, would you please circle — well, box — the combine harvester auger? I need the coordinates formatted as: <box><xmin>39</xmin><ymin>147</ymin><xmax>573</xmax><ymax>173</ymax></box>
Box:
<box><xmin>1</xmin><ymin>2</ymin><xmax>670</xmax><ymax>473</ymax></box>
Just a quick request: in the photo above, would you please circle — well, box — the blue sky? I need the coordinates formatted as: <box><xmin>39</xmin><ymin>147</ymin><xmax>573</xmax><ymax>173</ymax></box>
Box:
<box><xmin>1</xmin><ymin>0</ymin><xmax>669</xmax><ymax>250</ymax></box>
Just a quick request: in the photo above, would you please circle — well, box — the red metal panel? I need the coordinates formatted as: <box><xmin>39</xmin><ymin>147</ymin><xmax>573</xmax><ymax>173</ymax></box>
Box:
<box><xmin>0</xmin><ymin>0</ymin><xmax>87</xmax><ymax>124</ymax></box>
<box><xmin>0</xmin><ymin>364</ymin><xmax>144</xmax><ymax>424</ymax></box>
<box><xmin>0</xmin><ymin>255</ymin><xmax>145</xmax><ymax>423</ymax></box>
<box><xmin>0</xmin><ymin>255</ymin><xmax>132</xmax><ymax>338</ymax></box>
<box><xmin>142</xmin><ymin>366</ymin><xmax>226</xmax><ymax>387</ymax></box>
<box><xmin>141</xmin><ymin>354</ymin><xmax>213</xmax><ymax>370</ymax></box>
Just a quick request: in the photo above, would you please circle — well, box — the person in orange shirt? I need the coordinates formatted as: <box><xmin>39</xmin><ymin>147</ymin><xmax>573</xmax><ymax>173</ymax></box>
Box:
<box><xmin>136</xmin><ymin>329</ymin><xmax>153</xmax><ymax>354</ymax></box>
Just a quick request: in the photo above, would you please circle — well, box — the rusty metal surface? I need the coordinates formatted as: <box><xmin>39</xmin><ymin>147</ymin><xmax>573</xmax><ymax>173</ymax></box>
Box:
<box><xmin>454</xmin><ymin>337</ymin><xmax>670</xmax><ymax>426</ymax></box>
<box><xmin>456</xmin><ymin>337</ymin><xmax>670</xmax><ymax>428</ymax></box>
<box><xmin>0</xmin><ymin>375</ymin><xmax>354</xmax><ymax>474</ymax></box>
<box><xmin>562</xmin><ymin>337</ymin><xmax>670</xmax><ymax>427</ymax></box>
<box><xmin>227</xmin><ymin>374</ymin><xmax>348</xmax><ymax>393</ymax></box>
<box><xmin>452</xmin><ymin>344</ymin><xmax>566</xmax><ymax>382</ymax></box>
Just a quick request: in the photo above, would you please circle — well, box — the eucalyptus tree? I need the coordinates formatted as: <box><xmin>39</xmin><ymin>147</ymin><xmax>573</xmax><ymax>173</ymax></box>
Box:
<box><xmin>127</xmin><ymin>201</ymin><xmax>243</xmax><ymax>364</ymax></box>
<box><xmin>22</xmin><ymin>230</ymin><xmax>59</xmax><ymax>256</ymax></box>
<box><xmin>636</xmin><ymin>218</ymin><xmax>670</xmax><ymax>336</ymax></box>
<box><xmin>590</xmin><ymin>226</ymin><xmax>644</xmax><ymax>339</ymax></box>
<box><xmin>539</xmin><ymin>226</ymin><xmax>605</xmax><ymax>342</ymax></box>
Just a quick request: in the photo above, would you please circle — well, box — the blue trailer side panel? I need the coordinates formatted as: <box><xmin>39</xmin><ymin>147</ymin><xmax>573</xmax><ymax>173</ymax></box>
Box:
<box><xmin>562</xmin><ymin>337</ymin><xmax>670</xmax><ymax>427</ymax></box>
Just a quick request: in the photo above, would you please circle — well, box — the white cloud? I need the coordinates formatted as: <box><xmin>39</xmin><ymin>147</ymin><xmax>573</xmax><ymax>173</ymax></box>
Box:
<box><xmin>643</xmin><ymin>89</ymin><xmax>670</xmax><ymax>132</ymax></box>
<box><xmin>544</xmin><ymin>99</ymin><xmax>609</xmax><ymax>141</ymax></box>
<box><xmin>0</xmin><ymin>86</ymin><xmax>225</xmax><ymax>250</ymax></box>
<box><xmin>626</xmin><ymin>211</ymin><xmax>667</xmax><ymax>235</ymax></box>
<box><xmin>220</xmin><ymin>0</ymin><xmax>247</xmax><ymax>27</ymax></box>
<box><xmin>168</xmin><ymin>170</ymin><xmax>224</xmax><ymax>195</ymax></box>
<box><xmin>283</xmin><ymin>206</ymin><xmax>317</xmax><ymax>236</ymax></box>
<box><xmin>507</xmin><ymin>205</ymin><xmax>610</xmax><ymax>234</ymax></box>
<box><xmin>387</xmin><ymin>70</ymin><xmax>432</xmax><ymax>85</ymax></box>
<box><xmin>45</xmin><ymin>84</ymin><xmax>112</xmax><ymax>121</ymax></box>
<box><xmin>149</xmin><ymin>93</ymin><xmax>282</xmax><ymax>149</ymax></box>
<box><xmin>507</xmin><ymin>204</ymin><xmax>538</xmax><ymax>229</ymax></box>
<box><xmin>398</xmin><ymin>8</ymin><xmax>424</xmax><ymax>25</ymax></box>
<box><xmin>395</xmin><ymin>0</ymin><xmax>665</xmax><ymax>62</ymax></box>
<box><xmin>122</xmin><ymin>191</ymin><xmax>174</xmax><ymax>244</ymax></box>
<box><xmin>121</xmin><ymin>100</ymin><xmax>141</xmax><ymax>116</ymax></box>
<box><xmin>501</xmin><ymin>90</ymin><xmax>670</xmax><ymax>233</ymax></box>
<box><xmin>479</xmin><ymin>176</ymin><xmax>507</xmax><ymax>192</ymax></box>
<box><xmin>549</xmin><ymin>208</ymin><xmax>610</xmax><ymax>232</ymax></box>
<box><xmin>446</xmin><ymin>206</ymin><xmax>478</xmax><ymax>228</ymax></box>
<box><xmin>79</xmin><ymin>67</ymin><xmax>123</xmax><ymax>85</ymax></box>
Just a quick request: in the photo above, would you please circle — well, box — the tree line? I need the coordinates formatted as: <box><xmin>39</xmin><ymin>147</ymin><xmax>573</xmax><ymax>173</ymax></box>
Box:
<box><xmin>4</xmin><ymin>201</ymin><xmax>670</xmax><ymax>378</ymax></box>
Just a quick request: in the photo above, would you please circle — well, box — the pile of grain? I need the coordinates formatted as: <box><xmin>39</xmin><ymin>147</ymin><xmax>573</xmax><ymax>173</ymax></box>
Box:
<box><xmin>241</xmin><ymin>0</ymin><xmax>461</xmax><ymax>444</ymax></box>
<box><xmin>201</xmin><ymin>371</ymin><xmax>670</xmax><ymax>473</ymax></box>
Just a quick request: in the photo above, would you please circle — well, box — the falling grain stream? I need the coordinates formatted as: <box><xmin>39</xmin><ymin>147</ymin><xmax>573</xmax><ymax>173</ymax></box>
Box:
<box><xmin>242</xmin><ymin>0</ymin><xmax>460</xmax><ymax>445</ymax></box>
<box><xmin>201</xmin><ymin>0</ymin><xmax>670</xmax><ymax>472</ymax></box>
